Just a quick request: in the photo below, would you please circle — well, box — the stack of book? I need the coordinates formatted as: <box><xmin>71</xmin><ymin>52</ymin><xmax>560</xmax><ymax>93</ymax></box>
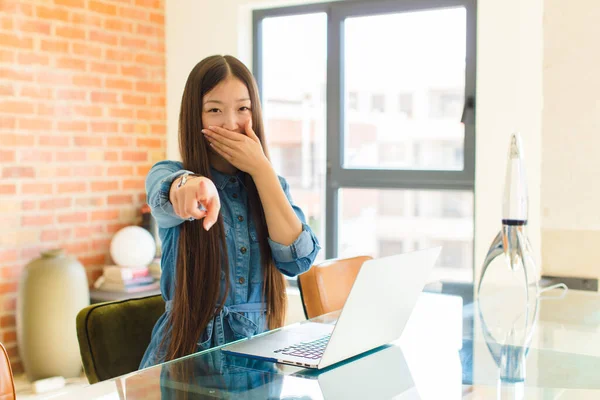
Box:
<box><xmin>93</xmin><ymin>265</ymin><xmax>160</xmax><ymax>293</ymax></box>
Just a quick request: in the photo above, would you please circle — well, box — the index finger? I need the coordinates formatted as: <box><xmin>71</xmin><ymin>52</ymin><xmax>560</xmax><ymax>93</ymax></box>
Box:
<box><xmin>207</xmin><ymin>126</ymin><xmax>244</xmax><ymax>141</ymax></box>
<box><xmin>203</xmin><ymin>194</ymin><xmax>220</xmax><ymax>231</ymax></box>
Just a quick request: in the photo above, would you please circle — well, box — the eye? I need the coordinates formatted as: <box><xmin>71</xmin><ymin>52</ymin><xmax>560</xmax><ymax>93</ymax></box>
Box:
<box><xmin>239</xmin><ymin>106</ymin><xmax>251</xmax><ymax>112</ymax></box>
<box><xmin>207</xmin><ymin>108</ymin><xmax>220</xmax><ymax>113</ymax></box>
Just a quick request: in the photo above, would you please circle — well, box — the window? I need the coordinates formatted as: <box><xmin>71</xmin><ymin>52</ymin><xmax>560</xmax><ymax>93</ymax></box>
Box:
<box><xmin>254</xmin><ymin>0</ymin><xmax>476</xmax><ymax>282</ymax></box>
<box><xmin>370</xmin><ymin>93</ymin><xmax>385</xmax><ymax>113</ymax></box>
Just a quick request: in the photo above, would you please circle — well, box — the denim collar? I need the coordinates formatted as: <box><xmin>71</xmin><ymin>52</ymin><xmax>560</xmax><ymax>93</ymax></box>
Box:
<box><xmin>209</xmin><ymin>166</ymin><xmax>247</xmax><ymax>190</ymax></box>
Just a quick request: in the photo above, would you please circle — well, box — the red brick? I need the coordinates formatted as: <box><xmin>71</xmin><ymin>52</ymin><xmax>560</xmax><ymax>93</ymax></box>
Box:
<box><xmin>58</xmin><ymin>212</ymin><xmax>88</xmax><ymax>224</ymax></box>
<box><xmin>22</xmin><ymin>200</ymin><xmax>36</xmax><ymax>210</ymax></box>
<box><xmin>151</xmin><ymin>124</ymin><xmax>166</xmax><ymax>134</ymax></box>
<box><xmin>74</xmin><ymin>166</ymin><xmax>104</xmax><ymax>177</ymax></box>
<box><xmin>0</xmin><ymin>117</ymin><xmax>16</xmax><ymax>130</ymax></box>
<box><xmin>20</xmin><ymin>86</ymin><xmax>53</xmax><ymax>99</ymax></box>
<box><xmin>0</xmin><ymin>150</ymin><xmax>15</xmax><ymax>163</ymax></box>
<box><xmin>37</xmin><ymin>104</ymin><xmax>72</xmax><ymax>117</ymax></box>
<box><xmin>40</xmin><ymin>39</ymin><xmax>70</xmax><ymax>53</ymax></box>
<box><xmin>57</xmin><ymin>182</ymin><xmax>86</xmax><ymax>193</ymax></box>
<box><xmin>91</xmin><ymin>122</ymin><xmax>118</xmax><ymax>133</ymax></box>
<box><xmin>91</xmin><ymin>181</ymin><xmax>119</xmax><ymax>191</ymax></box>
<box><xmin>104</xmin><ymin>18</ymin><xmax>133</xmax><ymax>33</ymax></box>
<box><xmin>123</xmin><ymin>180</ymin><xmax>144</xmax><ymax>190</ymax></box>
<box><xmin>122</xmin><ymin>151</ymin><xmax>147</xmax><ymax>162</ymax></box>
<box><xmin>19</xmin><ymin>151</ymin><xmax>53</xmax><ymax>163</ymax></box>
<box><xmin>91</xmin><ymin>91</ymin><xmax>118</xmax><ymax>103</ymax></box>
<box><xmin>135</xmin><ymin>54</ymin><xmax>163</xmax><ymax>67</ymax></box>
<box><xmin>107</xmin><ymin>137</ymin><xmax>133</xmax><ymax>147</ymax></box>
<box><xmin>73</xmin><ymin>136</ymin><xmax>103</xmax><ymax>146</ymax></box>
<box><xmin>109</xmin><ymin>108</ymin><xmax>134</xmax><ymax>118</ymax></box>
<box><xmin>64</xmin><ymin>242</ymin><xmax>90</xmax><ymax>254</ymax></box>
<box><xmin>22</xmin><ymin>214</ymin><xmax>54</xmax><ymax>227</ymax></box>
<box><xmin>36</xmin><ymin>70</ymin><xmax>71</xmax><ymax>85</ymax></box>
<box><xmin>148</xmin><ymin>40</ymin><xmax>165</xmax><ymax>53</ymax></box>
<box><xmin>0</xmin><ymin>85</ymin><xmax>13</xmax><ymax>96</ymax></box>
<box><xmin>39</xmin><ymin>136</ymin><xmax>70</xmax><ymax>146</ymax></box>
<box><xmin>54</xmin><ymin>0</ymin><xmax>86</xmax><ymax>8</ymax></box>
<box><xmin>0</xmin><ymin>134</ymin><xmax>35</xmax><ymax>147</ymax></box>
<box><xmin>136</xmin><ymin>109</ymin><xmax>164</xmax><ymax>120</ymax></box>
<box><xmin>57</xmin><ymin>57</ymin><xmax>87</xmax><ymax>71</ymax></box>
<box><xmin>0</xmin><ymin>17</ymin><xmax>13</xmax><ymax>30</ymax></box>
<box><xmin>79</xmin><ymin>254</ymin><xmax>106</xmax><ymax>266</ymax></box>
<box><xmin>55</xmin><ymin>26</ymin><xmax>86</xmax><ymax>40</ymax></box>
<box><xmin>36</xmin><ymin>5</ymin><xmax>69</xmax><ymax>21</ymax></box>
<box><xmin>107</xmin><ymin>194</ymin><xmax>134</xmax><ymax>205</ymax></box>
<box><xmin>0</xmin><ymin>101</ymin><xmax>34</xmax><ymax>114</ymax></box>
<box><xmin>18</xmin><ymin>119</ymin><xmax>53</xmax><ymax>131</ymax></box>
<box><xmin>56</xmin><ymin>89</ymin><xmax>86</xmax><ymax>101</ymax></box>
<box><xmin>136</xmin><ymin>164</ymin><xmax>152</xmax><ymax>176</ymax></box>
<box><xmin>137</xmin><ymin>138</ymin><xmax>161</xmax><ymax>148</ymax></box>
<box><xmin>72</xmin><ymin>43</ymin><xmax>102</xmax><ymax>59</ymax></box>
<box><xmin>149</xmin><ymin>12</ymin><xmax>164</xmax><ymax>25</ymax></box>
<box><xmin>1</xmin><ymin>2</ymin><xmax>33</xmax><ymax>17</ymax></box>
<box><xmin>89</xmin><ymin>30</ymin><xmax>118</xmax><ymax>46</ymax></box>
<box><xmin>91</xmin><ymin>238</ymin><xmax>111</xmax><ymax>251</ymax></box>
<box><xmin>56</xmin><ymin>151</ymin><xmax>87</xmax><ymax>162</ymax></box>
<box><xmin>135</xmin><ymin>0</ymin><xmax>160</xmax><ymax>8</ymax></box>
<box><xmin>18</xmin><ymin>20</ymin><xmax>51</xmax><ymax>35</ymax></box>
<box><xmin>91</xmin><ymin>210</ymin><xmax>120</xmax><ymax>221</ymax></box>
<box><xmin>2</xmin><ymin>297</ymin><xmax>17</xmax><ymax>314</ymax></box>
<box><xmin>0</xmin><ymin>50</ymin><xmax>16</xmax><ymax>63</ymax></box>
<box><xmin>0</xmin><ymin>67</ymin><xmax>33</xmax><ymax>82</ymax></box>
<box><xmin>72</xmin><ymin>74</ymin><xmax>102</xmax><ymax>88</ymax></box>
<box><xmin>40</xmin><ymin>198</ymin><xmax>72</xmax><ymax>210</ymax></box>
<box><xmin>2</xmin><ymin>167</ymin><xmax>35</xmax><ymax>178</ymax></box>
<box><xmin>73</xmin><ymin>105</ymin><xmax>103</xmax><ymax>118</ymax></box>
<box><xmin>118</xmin><ymin>6</ymin><xmax>147</xmax><ymax>20</ymax></box>
<box><xmin>105</xmin><ymin>78</ymin><xmax>132</xmax><ymax>91</ymax></box>
<box><xmin>70</xmin><ymin>11</ymin><xmax>103</xmax><ymax>28</ymax></box>
<box><xmin>104</xmin><ymin>151</ymin><xmax>119</xmax><ymax>161</ymax></box>
<box><xmin>106</xmin><ymin>223</ymin><xmax>128</xmax><ymax>234</ymax></box>
<box><xmin>57</xmin><ymin>121</ymin><xmax>87</xmax><ymax>132</ymax></box>
<box><xmin>22</xmin><ymin>183</ymin><xmax>53</xmax><ymax>194</ymax></box>
<box><xmin>136</xmin><ymin>23</ymin><xmax>163</xmax><ymax>37</ymax></box>
<box><xmin>76</xmin><ymin>197</ymin><xmax>104</xmax><ymax>207</ymax></box>
<box><xmin>122</xmin><ymin>94</ymin><xmax>146</xmax><ymax>105</ymax></box>
<box><xmin>89</xmin><ymin>0</ymin><xmax>117</xmax><ymax>15</ymax></box>
<box><xmin>105</xmin><ymin>49</ymin><xmax>133</xmax><ymax>62</ymax></box>
<box><xmin>90</xmin><ymin>62</ymin><xmax>118</xmax><ymax>75</ymax></box>
<box><xmin>135</xmin><ymin>80</ymin><xmax>163</xmax><ymax>93</ymax></box>
<box><xmin>0</xmin><ymin>315</ymin><xmax>16</xmax><ymax>328</ymax></box>
<box><xmin>107</xmin><ymin>166</ymin><xmax>133</xmax><ymax>176</ymax></box>
<box><xmin>121</xmin><ymin>65</ymin><xmax>147</xmax><ymax>80</ymax></box>
<box><xmin>1</xmin><ymin>331</ymin><xmax>16</xmax><ymax>344</ymax></box>
<box><xmin>0</xmin><ymin>250</ymin><xmax>18</xmax><ymax>263</ymax></box>
<box><xmin>0</xmin><ymin>33</ymin><xmax>34</xmax><ymax>49</ymax></box>
<box><xmin>75</xmin><ymin>225</ymin><xmax>104</xmax><ymax>237</ymax></box>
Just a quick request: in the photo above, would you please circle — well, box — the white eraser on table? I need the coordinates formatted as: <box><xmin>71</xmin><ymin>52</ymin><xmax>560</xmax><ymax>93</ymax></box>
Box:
<box><xmin>32</xmin><ymin>376</ymin><xmax>66</xmax><ymax>393</ymax></box>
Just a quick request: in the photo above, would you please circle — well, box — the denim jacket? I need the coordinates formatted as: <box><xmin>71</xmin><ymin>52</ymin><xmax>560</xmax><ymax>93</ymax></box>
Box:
<box><xmin>139</xmin><ymin>160</ymin><xmax>321</xmax><ymax>369</ymax></box>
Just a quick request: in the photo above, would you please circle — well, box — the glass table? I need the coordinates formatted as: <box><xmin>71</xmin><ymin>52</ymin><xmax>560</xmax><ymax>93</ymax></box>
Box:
<box><xmin>55</xmin><ymin>287</ymin><xmax>600</xmax><ymax>399</ymax></box>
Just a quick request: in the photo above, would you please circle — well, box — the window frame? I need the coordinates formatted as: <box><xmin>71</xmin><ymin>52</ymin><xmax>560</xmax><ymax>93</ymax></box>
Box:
<box><xmin>253</xmin><ymin>0</ymin><xmax>477</xmax><ymax>280</ymax></box>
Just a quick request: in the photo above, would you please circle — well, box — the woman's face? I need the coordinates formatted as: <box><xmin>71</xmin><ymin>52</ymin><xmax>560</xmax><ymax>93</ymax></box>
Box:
<box><xmin>202</xmin><ymin>76</ymin><xmax>252</xmax><ymax>134</ymax></box>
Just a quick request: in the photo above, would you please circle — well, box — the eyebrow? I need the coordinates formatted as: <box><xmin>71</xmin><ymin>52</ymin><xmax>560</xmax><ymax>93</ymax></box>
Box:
<box><xmin>203</xmin><ymin>98</ymin><xmax>251</xmax><ymax>105</ymax></box>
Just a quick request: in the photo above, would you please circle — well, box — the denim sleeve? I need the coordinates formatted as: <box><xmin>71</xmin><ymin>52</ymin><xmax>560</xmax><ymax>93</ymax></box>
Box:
<box><xmin>267</xmin><ymin>176</ymin><xmax>321</xmax><ymax>277</ymax></box>
<box><xmin>146</xmin><ymin>160</ymin><xmax>194</xmax><ymax>229</ymax></box>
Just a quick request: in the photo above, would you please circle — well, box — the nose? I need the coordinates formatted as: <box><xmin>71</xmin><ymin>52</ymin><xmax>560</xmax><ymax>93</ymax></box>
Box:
<box><xmin>222</xmin><ymin>110</ymin><xmax>239</xmax><ymax>131</ymax></box>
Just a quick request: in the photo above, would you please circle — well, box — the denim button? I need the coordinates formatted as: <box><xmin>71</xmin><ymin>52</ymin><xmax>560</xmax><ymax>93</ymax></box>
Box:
<box><xmin>237</xmin><ymin>215</ymin><xmax>244</xmax><ymax>222</ymax></box>
<box><xmin>240</xmin><ymin>247</ymin><xmax>247</xmax><ymax>254</ymax></box>
<box><xmin>238</xmin><ymin>277</ymin><xmax>245</xmax><ymax>284</ymax></box>
<box><xmin>229</xmin><ymin>177</ymin><xmax>236</xmax><ymax>183</ymax></box>
<box><xmin>232</xmin><ymin>193</ymin><xmax>238</xmax><ymax>199</ymax></box>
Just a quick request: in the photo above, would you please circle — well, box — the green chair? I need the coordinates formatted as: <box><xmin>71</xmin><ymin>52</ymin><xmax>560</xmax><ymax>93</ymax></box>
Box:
<box><xmin>76</xmin><ymin>294</ymin><xmax>165</xmax><ymax>383</ymax></box>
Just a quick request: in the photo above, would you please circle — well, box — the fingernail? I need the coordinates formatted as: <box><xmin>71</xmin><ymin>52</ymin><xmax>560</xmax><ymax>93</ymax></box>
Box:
<box><xmin>201</xmin><ymin>129</ymin><xmax>206</xmax><ymax>133</ymax></box>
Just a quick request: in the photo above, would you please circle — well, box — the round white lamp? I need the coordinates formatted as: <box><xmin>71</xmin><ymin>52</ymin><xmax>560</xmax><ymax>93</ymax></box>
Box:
<box><xmin>110</xmin><ymin>226</ymin><xmax>156</xmax><ymax>268</ymax></box>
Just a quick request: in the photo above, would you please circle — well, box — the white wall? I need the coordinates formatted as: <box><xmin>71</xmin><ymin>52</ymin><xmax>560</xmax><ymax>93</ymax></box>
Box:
<box><xmin>541</xmin><ymin>0</ymin><xmax>600</xmax><ymax>279</ymax></box>
<box><xmin>166</xmin><ymin>0</ymin><xmax>544</xmax><ymax>282</ymax></box>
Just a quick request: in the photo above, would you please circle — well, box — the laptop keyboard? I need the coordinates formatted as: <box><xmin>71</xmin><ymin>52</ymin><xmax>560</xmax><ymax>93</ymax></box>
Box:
<box><xmin>274</xmin><ymin>334</ymin><xmax>331</xmax><ymax>360</ymax></box>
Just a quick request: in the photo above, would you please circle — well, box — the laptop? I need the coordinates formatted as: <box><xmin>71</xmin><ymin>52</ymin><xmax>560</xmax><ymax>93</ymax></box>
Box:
<box><xmin>221</xmin><ymin>247</ymin><xmax>441</xmax><ymax>370</ymax></box>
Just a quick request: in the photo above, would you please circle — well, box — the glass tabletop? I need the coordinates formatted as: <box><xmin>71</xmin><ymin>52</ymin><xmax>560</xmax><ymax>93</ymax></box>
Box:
<box><xmin>56</xmin><ymin>287</ymin><xmax>600</xmax><ymax>399</ymax></box>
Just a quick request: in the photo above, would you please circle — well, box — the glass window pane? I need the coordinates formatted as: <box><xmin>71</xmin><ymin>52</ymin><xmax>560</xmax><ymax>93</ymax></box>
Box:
<box><xmin>343</xmin><ymin>8</ymin><xmax>467</xmax><ymax>171</ymax></box>
<box><xmin>338</xmin><ymin>188</ymin><xmax>473</xmax><ymax>282</ymax></box>
<box><xmin>261</xmin><ymin>13</ymin><xmax>327</xmax><ymax>261</ymax></box>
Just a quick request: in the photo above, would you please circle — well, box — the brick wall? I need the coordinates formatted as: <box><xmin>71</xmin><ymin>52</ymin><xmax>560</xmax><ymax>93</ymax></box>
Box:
<box><xmin>0</xmin><ymin>0</ymin><xmax>166</xmax><ymax>374</ymax></box>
